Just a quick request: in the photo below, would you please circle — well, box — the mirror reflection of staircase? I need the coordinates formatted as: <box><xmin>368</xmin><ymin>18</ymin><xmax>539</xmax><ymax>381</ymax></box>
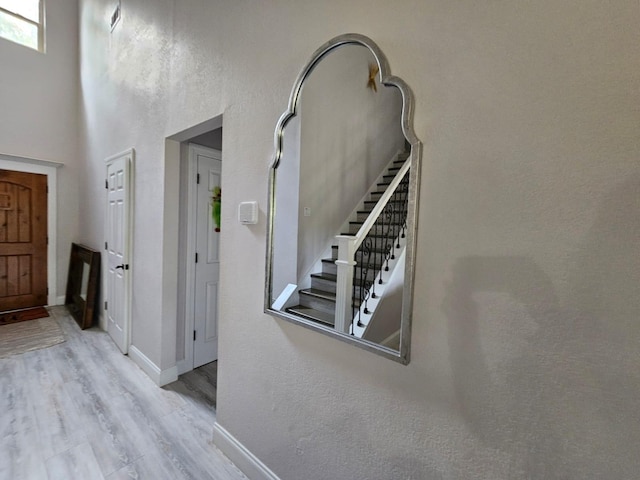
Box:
<box><xmin>287</xmin><ymin>150</ymin><xmax>410</xmax><ymax>336</ymax></box>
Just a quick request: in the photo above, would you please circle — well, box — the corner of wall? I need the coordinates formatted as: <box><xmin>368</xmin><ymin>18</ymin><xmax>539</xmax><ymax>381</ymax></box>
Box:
<box><xmin>128</xmin><ymin>345</ymin><xmax>178</xmax><ymax>387</ymax></box>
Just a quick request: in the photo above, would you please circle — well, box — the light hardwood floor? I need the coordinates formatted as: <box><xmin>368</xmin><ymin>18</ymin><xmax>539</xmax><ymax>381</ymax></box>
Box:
<box><xmin>0</xmin><ymin>306</ymin><xmax>248</xmax><ymax>480</ymax></box>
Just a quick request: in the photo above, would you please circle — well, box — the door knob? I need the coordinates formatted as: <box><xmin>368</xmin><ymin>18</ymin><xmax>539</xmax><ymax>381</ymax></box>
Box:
<box><xmin>115</xmin><ymin>264</ymin><xmax>129</xmax><ymax>270</ymax></box>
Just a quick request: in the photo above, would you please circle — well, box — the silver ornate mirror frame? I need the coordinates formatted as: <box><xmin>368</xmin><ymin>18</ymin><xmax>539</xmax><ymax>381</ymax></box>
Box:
<box><xmin>264</xmin><ymin>33</ymin><xmax>422</xmax><ymax>364</ymax></box>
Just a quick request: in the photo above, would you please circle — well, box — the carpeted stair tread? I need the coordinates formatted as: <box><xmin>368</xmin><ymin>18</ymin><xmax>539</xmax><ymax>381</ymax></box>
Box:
<box><xmin>310</xmin><ymin>272</ymin><xmax>337</xmax><ymax>282</ymax></box>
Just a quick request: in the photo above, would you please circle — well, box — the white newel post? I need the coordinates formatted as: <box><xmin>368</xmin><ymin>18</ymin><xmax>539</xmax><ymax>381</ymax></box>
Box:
<box><xmin>334</xmin><ymin>235</ymin><xmax>356</xmax><ymax>334</ymax></box>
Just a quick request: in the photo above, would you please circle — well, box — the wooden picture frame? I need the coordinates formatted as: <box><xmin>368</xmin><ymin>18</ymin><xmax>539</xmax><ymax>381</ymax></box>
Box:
<box><xmin>65</xmin><ymin>243</ymin><xmax>101</xmax><ymax>329</ymax></box>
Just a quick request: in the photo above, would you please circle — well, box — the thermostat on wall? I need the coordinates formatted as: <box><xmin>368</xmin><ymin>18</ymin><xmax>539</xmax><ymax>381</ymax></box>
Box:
<box><xmin>238</xmin><ymin>201</ymin><xmax>258</xmax><ymax>225</ymax></box>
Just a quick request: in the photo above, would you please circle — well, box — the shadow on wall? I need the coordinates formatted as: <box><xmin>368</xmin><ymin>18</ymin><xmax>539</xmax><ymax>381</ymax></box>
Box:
<box><xmin>277</xmin><ymin>372</ymin><xmax>447</xmax><ymax>480</ymax></box>
<box><xmin>443</xmin><ymin>176</ymin><xmax>640</xmax><ymax>478</ymax></box>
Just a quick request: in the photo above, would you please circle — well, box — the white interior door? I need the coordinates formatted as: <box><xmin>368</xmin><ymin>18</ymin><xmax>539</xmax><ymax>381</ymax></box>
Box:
<box><xmin>193</xmin><ymin>148</ymin><xmax>221</xmax><ymax>368</ymax></box>
<box><xmin>105</xmin><ymin>150</ymin><xmax>133</xmax><ymax>354</ymax></box>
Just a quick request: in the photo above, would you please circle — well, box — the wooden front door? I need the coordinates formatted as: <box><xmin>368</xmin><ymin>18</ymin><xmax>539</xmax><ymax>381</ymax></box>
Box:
<box><xmin>0</xmin><ymin>170</ymin><xmax>48</xmax><ymax>311</ymax></box>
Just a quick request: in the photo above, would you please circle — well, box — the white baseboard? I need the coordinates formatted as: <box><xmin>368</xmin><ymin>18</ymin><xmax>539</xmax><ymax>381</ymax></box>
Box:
<box><xmin>213</xmin><ymin>423</ymin><xmax>281</xmax><ymax>480</ymax></box>
<box><xmin>98</xmin><ymin>311</ymin><xmax>107</xmax><ymax>331</ymax></box>
<box><xmin>128</xmin><ymin>345</ymin><xmax>178</xmax><ymax>387</ymax></box>
<box><xmin>176</xmin><ymin>358</ymin><xmax>192</xmax><ymax>376</ymax></box>
<box><xmin>158</xmin><ymin>364</ymin><xmax>178</xmax><ymax>386</ymax></box>
<box><xmin>55</xmin><ymin>295</ymin><xmax>66</xmax><ymax>306</ymax></box>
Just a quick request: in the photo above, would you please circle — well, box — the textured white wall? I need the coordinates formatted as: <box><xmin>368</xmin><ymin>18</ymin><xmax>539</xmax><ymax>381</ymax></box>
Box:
<box><xmin>79</xmin><ymin>0</ymin><xmax>175</xmax><ymax>364</ymax></box>
<box><xmin>78</xmin><ymin>1</ymin><xmax>640</xmax><ymax>479</ymax></box>
<box><xmin>0</xmin><ymin>0</ymin><xmax>80</xmax><ymax>296</ymax></box>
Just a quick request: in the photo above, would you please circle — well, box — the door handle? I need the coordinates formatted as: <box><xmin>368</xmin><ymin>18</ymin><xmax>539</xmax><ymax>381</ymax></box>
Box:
<box><xmin>115</xmin><ymin>264</ymin><xmax>129</xmax><ymax>270</ymax></box>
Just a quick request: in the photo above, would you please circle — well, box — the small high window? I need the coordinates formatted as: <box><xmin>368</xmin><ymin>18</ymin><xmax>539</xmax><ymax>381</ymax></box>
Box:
<box><xmin>0</xmin><ymin>0</ymin><xmax>44</xmax><ymax>52</ymax></box>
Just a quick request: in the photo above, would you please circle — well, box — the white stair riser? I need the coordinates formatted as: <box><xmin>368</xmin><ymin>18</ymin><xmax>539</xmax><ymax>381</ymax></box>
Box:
<box><xmin>322</xmin><ymin>261</ymin><xmax>337</xmax><ymax>276</ymax></box>
<box><xmin>311</xmin><ymin>276</ymin><xmax>337</xmax><ymax>293</ymax></box>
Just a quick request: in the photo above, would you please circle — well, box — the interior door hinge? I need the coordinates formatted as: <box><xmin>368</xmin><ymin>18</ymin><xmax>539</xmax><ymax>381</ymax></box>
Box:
<box><xmin>104</xmin><ymin>301</ymin><xmax>108</xmax><ymax>310</ymax></box>
<box><xmin>195</xmin><ymin>252</ymin><xmax>198</xmax><ymax>263</ymax></box>
<box><xmin>46</xmin><ymin>185</ymin><xmax>49</xmax><ymax>194</ymax></box>
<box><xmin>196</xmin><ymin>173</ymin><xmax>200</xmax><ymax>184</ymax></box>
<box><xmin>46</xmin><ymin>287</ymin><xmax>49</xmax><ymax>294</ymax></box>
<box><xmin>105</xmin><ymin>179</ymin><xmax>109</xmax><ymax>190</ymax></box>
<box><xmin>105</xmin><ymin>241</ymin><xmax>108</xmax><ymax>250</ymax></box>
<box><xmin>46</xmin><ymin>236</ymin><xmax>49</xmax><ymax>245</ymax></box>
<box><xmin>193</xmin><ymin>330</ymin><xmax>197</xmax><ymax>341</ymax></box>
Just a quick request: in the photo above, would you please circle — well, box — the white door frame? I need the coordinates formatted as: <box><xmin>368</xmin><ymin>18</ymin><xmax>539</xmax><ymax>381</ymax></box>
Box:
<box><xmin>178</xmin><ymin>144</ymin><xmax>221</xmax><ymax>374</ymax></box>
<box><xmin>0</xmin><ymin>153</ymin><xmax>61</xmax><ymax>306</ymax></box>
<box><xmin>104</xmin><ymin>148</ymin><xmax>134</xmax><ymax>351</ymax></box>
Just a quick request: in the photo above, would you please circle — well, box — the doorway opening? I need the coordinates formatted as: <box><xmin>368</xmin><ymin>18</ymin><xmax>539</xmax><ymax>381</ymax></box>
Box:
<box><xmin>0</xmin><ymin>154</ymin><xmax>60</xmax><ymax>308</ymax></box>
<box><xmin>184</xmin><ymin>143</ymin><xmax>221</xmax><ymax>369</ymax></box>
<box><xmin>169</xmin><ymin>116</ymin><xmax>224</xmax><ymax>387</ymax></box>
<box><xmin>0</xmin><ymin>169</ymin><xmax>48</xmax><ymax>312</ymax></box>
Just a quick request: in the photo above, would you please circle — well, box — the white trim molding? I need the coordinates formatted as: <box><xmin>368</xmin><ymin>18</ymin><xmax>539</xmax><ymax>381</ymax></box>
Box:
<box><xmin>213</xmin><ymin>423</ymin><xmax>281</xmax><ymax>480</ymax></box>
<box><xmin>0</xmin><ymin>152</ymin><xmax>62</xmax><ymax>306</ymax></box>
<box><xmin>128</xmin><ymin>345</ymin><xmax>178</xmax><ymax>387</ymax></box>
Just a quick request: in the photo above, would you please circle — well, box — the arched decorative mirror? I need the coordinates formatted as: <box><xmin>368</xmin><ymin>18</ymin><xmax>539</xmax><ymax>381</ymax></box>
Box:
<box><xmin>265</xmin><ymin>33</ymin><xmax>422</xmax><ymax>364</ymax></box>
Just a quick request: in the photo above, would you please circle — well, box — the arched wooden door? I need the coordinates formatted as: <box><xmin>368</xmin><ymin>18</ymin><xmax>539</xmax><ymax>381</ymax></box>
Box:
<box><xmin>0</xmin><ymin>170</ymin><xmax>48</xmax><ymax>311</ymax></box>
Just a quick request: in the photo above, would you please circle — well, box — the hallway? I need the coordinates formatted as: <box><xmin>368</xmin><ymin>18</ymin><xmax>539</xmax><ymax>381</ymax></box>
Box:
<box><xmin>0</xmin><ymin>306</ymin><xmax>247</xmax><ymax>480</ymax></box>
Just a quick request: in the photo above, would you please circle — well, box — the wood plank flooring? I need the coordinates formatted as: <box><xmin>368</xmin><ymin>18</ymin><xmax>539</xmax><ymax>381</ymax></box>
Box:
<box><xmin>0</xmin><ymin>306</ymin><xmax>247</xmax><ymax>480</ymax></box>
